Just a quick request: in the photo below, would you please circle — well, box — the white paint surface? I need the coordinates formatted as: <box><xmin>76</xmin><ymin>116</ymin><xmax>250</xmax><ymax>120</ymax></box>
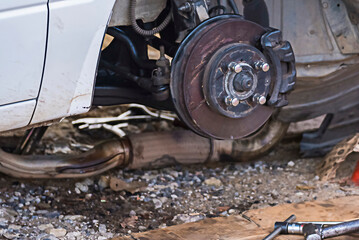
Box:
<box><xmin>0</xmin><ymin>0</ymin><xmax>47</xmax><ymax>105</ymax></box>
<box><xmin>31</xmin><ymin>0</ymin><xmax>116</xmax><ymax>124</ymax></box>
<box><xmin>0</xmin><ymin>100</ymin><xmax>36</xmax><ymax>132</ymax></box>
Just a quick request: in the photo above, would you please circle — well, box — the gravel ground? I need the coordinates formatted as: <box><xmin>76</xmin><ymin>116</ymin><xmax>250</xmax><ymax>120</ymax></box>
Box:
<box><xmin>0</xmin><ymin>108</ymin><xmax>358</xmax><ymax>240</ymax></box>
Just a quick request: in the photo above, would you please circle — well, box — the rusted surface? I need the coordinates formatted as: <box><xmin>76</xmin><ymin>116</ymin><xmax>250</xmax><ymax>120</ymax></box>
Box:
<box><xmin>127</xmin><ymin>130</ymin><xmax>213</xmax><ymax>169</ymax></box>
<box><xmin>113</xmin><ymin>196</ymin><xmax>359</xmax><ymax>240</ymax></box>
<box><xmin>171</xmin><ymin>15</ymin><xmax>273</xmax><ymax>140</ymax></box>
<box><xmin>0</xmin><ymin>129</ymin><xmax>287</xmax><ymax>178</ymax></box>
<box><xmin>0</xmin><ymin>139</ymin><xmax>129</xmax><ymax>178</ymax></box>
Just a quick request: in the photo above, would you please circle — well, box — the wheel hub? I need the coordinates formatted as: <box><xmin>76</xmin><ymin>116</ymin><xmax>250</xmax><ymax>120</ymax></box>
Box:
<box><xmin>203</xmin><ymin>43</ymin><xmax>270</xmax><ymax>119</ymax></box>
<box><xmin>171</xmin><ymin>15</ymin><xmax>291</xmax><ymax>139</ymax></box>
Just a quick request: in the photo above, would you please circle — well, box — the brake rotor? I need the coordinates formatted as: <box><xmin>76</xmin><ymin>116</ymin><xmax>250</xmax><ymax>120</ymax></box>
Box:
<box><xmin>171</xmin><ymin>15</ymin><xmax>274</xmax><ymax>139</ymax></box>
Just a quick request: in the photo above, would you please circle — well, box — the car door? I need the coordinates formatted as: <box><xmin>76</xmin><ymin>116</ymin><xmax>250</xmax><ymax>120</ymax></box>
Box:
<box><xmin>0</xmin><ymin>0</ymin><xmax>48</xmax><ymax>131</ymax></box>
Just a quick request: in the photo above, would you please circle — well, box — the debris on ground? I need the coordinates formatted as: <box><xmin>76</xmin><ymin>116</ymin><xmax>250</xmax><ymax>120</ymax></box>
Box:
<box><xmin>0</xmin><ymin>107</ymin><xmax>358</xmax><ymax>239</ymax></box>
<box><xmin>317</xmin><ymin>133</ymin><xmax>359</xmax><ymax>181</ymax></box>
<box><xmin>109</xmin><ymin>178</ymin><xmax>147</xmax><ymax>193</ymax></box>
<box><xmin>113</xmin><ymin>196</ymin><xmax>359</xmax><ymax>240</ymax></box>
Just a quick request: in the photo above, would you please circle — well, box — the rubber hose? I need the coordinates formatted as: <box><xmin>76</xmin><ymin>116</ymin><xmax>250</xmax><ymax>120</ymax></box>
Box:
<box><xmin>130</xmin><ymin>0</ymin><xmax>172</xmax><ymax>36</ymax></box>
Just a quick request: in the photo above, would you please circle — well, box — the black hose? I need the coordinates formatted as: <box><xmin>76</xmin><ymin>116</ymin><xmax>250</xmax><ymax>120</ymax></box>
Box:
<box><xmin>130</xmin><ymin>0</ymin><xmax>172</xmax><ymax>36</ymax></box>
<box><xmin>100</xmin><ymin>60</ymin><xmax>153</xmax><ymax>91</ymax></box>
<box><xmin>243</xmin><ymin>0</ymin><xmax>269</xmax><ymax>27</ymax></box>
<box><xmin>228</xmin><ymin>0</ymin><xmax>239</xmax><ymax>14</ymax></box>
<box><xmin>107</xmin><ymin>27</ymin><xmax>156</xmax><ymax>69</ymax></box>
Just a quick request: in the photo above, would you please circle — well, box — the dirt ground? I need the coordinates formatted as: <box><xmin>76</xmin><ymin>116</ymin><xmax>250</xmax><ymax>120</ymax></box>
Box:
<box><xmin>0</xmin><ymin>107</ymin><xmax>358</xmax><ymax>240</ymax></box>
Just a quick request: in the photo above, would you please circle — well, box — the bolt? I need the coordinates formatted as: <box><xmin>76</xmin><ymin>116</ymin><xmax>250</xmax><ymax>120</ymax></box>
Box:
<box><xmin>253</xmin><ymin>94</ymin><xmax>266</xmax><ymax>105</ymax></box>
<box><xmin>228</xmin><ymin>62</ymin><xmax>242</xmax><ymax>73</ymax></box>
<box><xmin>178</xmin><ymin>2</ymin><xmax>192</xmax><ymax>13</ymax></box>
<box><xmin>225</xmin><ymin>97</ymin><xmax>239</xmax><ymax>107</ymax></box>
<box><xmin>255</xmin><ymin>62</ymin><xmax>270</xmax><ymax>72</ymax></box>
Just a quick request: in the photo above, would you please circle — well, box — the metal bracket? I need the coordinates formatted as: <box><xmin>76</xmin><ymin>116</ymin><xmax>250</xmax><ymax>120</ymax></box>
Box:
<box><xmin>261</xmin><ymin>29</ymin><xmax>296</xmax><ymax>107</ymax></box>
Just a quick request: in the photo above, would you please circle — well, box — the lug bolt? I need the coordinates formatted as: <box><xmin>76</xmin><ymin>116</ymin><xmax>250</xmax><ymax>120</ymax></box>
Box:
<box><xmin>228</xmin><ymin>62</ymin><xmax>242</xmax><ymax>73</ymax></box>
<box><xmin>178</xmin><ymin>2</ymin><xmax>192</xmax><ymax>12</ymax></box>
<box><xmin>255</xmin><ymin>62</ymin><xmax>270</xmax><ymax>72</ymax></box>
<box><xmin>225</xmin><ymin>97</ymin><xmax>240</xmax><ymax>106</ymax></box>
<box><xmin>253</xmin><ymin>94</ymin><xmax>266</xmax><ymax>105</ymax></box>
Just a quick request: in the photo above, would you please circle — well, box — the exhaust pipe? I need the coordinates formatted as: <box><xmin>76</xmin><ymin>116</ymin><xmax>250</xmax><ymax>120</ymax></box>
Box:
<box><xmin>0</xmin><ymin>131</ymin><xmax>229</xmax><ymax>178</ymax></box>
<box><xmin>0</xmin><ymin>121</ymin><xmax>286</xmax><ymax>178</ymax></box>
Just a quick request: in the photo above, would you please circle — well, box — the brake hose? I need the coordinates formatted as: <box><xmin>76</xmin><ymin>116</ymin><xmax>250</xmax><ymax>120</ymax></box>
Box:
<box><xmin>130</xmin><ymin>0</ymin><xmax>172</xmax><ymax>36</ymax></box>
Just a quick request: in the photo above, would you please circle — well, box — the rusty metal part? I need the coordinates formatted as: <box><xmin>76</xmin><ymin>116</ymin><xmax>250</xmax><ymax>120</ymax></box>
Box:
<box><xmin>0</xmin><ymin>126</ymin><xmax>291</xmax><ymax>178</ymax></box>
<box><xmin>0</xmin><ymin>112</ymin><xmax>287</xmax><ymax>178</ymax></box>
<box><xmin>202</xmin><ymin>43</ymin><xmax>271</xmax><ymax>119</ymax></box>
<box><xmin>127</xmin><ymin>130</ymin><xmax>219</xmax><ymax>169</ymax></box>
<box><xmin>171</xmin><ymin>15</ymin><xmax>274</xmax><ymax>140</ymax></box>
<box><xmin>0</xmin><ymin>140</ymin><xmax>130</xmax><ymax>178</ymax></box>
<box><xmin>228</xmin><ymin>116</ymin><xmax>289</xmax><ymax>161</ymax></box>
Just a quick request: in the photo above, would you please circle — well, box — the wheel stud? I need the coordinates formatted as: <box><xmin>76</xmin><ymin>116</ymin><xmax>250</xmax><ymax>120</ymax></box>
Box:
<box><xmin>253</xmin><ymin>94</ymin><xmax>266</xmax><ymax>105</ymax></box>
<box><xmin>255</xmin><ymin>62</ymin><xmax>270</xmax><ymax>72</ymax></box>
<box><xmin>225</xmin><ymin>97</ymin><xmax>240</xmax><ymax>106</ymax></box>
<box><xmin>228</xmin><ymin>62</ymin><xmax>242</xmax><ymax>73</ymax></box>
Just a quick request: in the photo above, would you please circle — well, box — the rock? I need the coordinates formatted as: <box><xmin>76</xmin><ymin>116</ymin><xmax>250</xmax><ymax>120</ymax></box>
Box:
<box><xmin>66</xmin><ymin>231</ymin><xmax>81</xmax><ymax>239</ymax></box>
<box><xmin>172</xmin><ymin>214</ymin><xmax>205</xmax><ymax>224</ymax></box>
<box><xmin>129</xmin><ymin>210</ymin><xmax>136</xmax><ymax>217</ymax></box>
<box><xmin>228</xmin><ymin>209</ymin><xmax>236</xmax><ymax>214</ymax></box>
<box><xmin>74</xmin><ymin>187</ymin><xmax>81</xmax><ymax>194</ymax></box>
<box><xmin>138</xmin><ymin>226</ymin><xmax>147</xmax><ymax>231</ymax></box>
<box><xmin>0</xmin><ymin>207</ymin><xmax>17</xmax><ymax>222</ymax></box>
<box><xmin>8</xmin><ymin>224</ymin><xmax>21</xmax><ymax>231</ymax></box>
<box><xmin>83</xmin><ymin>178</ymin><xmax>94</xmax><ymax>186</ymax></box>
<box><xmin>85</xmin><ymin>193</ymin><xmax>92</xmax><ymax>200</ymax></box>
<box><xmin>152</xmin><ymin>199</ymin><xmax>162</xmax><ymax>209</ymax></box>
<box><xmin>0</xmin><ymin>218</ymin><xmax>7</xmax><ymax>228</ymax></box>
<box><xmin>75</xmin><ymin>182</ymin><xmax>89</xmax><ymax>193</ymax></box>
<box><xmin>98</xmin><ymin>224</ymin><xmax>107</xmax><ymax>234</ymax></box>
<box><xmin>3</xmin><ymin>232</ymin><xmax>19</xmax><ymax>239</ymax></box>
<box><xmin>204</xmin><ymin>177</ymin><xmax>222</xmax><ymax>187</ymax></box>
<box><xmin>63</xmin><ymin>215</ymin><xmax>84</xmax><ymax>221</ymax></box>
<box><xmin>220</xmin><ymin>211</ymin><xmax>228</xmax><ymax>216</ymax></box>
<box><xmin>296</xmin><ymin>192</ymin><xmax>304</xmax><ymax>196</ymax></box>
<box><xmin>287</xmin><ymin>161</ymin><xmax>295</xmax><ymax>167</ymax></box>
<box><xmin>98</xmin><ymin>176</ymin><xmax>110</xmax><ymax>189</ymax></box>
<box><xmin>38</xmin><ymin>223</ymin><xmax>54</xmax><ymax>231</ymax></box>
<box><xmin>46</xmin><ymin>228</ymin><xmax>67</xmax><ymax>237</ymax></box>
<box><xmin>36</xmin><ymin>233</ymin><xmax>59</xmax><ymax>240</ymax></box>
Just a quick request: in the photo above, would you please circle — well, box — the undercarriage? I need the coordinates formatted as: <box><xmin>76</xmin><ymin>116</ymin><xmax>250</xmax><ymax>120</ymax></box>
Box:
<box><xmin>1</xmin><ymin>0</ymin><xmax>359</xmax><ymax>178</ymax></box>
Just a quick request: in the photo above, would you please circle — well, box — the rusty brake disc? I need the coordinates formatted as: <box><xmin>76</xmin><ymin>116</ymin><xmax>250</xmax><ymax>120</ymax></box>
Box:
<box><xmin>171</xmin><ymin>15</ymin><xmax>274</xmax><ymax>139</ymax></box>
